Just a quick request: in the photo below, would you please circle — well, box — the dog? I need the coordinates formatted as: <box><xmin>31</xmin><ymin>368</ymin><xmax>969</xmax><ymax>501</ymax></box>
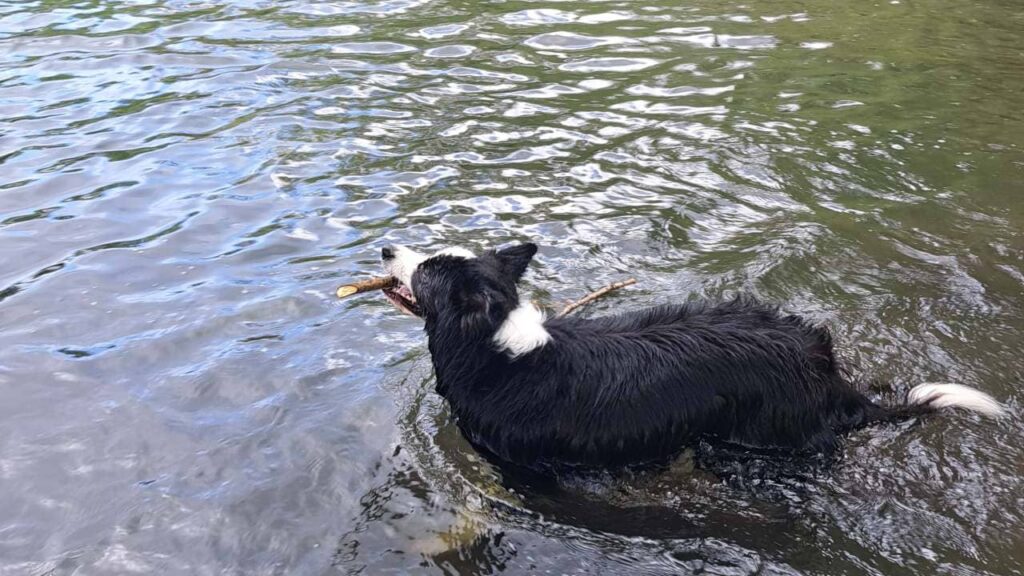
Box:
<box><xmin>380</xmin><ymin>242</ymin><xmax>1005</xmax><ymax>470</ymax></box>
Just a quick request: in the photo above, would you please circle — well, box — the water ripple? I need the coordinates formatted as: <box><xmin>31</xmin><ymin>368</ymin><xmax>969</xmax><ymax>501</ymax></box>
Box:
<box><xmin>1</xmin><ymin>0</ymin><xmax>1023</xmax><ymax>574</ymax></box>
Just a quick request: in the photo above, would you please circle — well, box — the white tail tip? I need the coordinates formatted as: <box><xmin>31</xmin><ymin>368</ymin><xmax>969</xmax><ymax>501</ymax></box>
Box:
<box><xmin>907</xmin><ymin>383</ymin><xmax>1007</xmax><ymax>418</ymax></box>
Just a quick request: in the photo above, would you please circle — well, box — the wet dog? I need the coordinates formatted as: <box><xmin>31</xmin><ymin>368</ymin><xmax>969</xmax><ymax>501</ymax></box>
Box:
<box><xmin>381</xmin><ymin>242</ymin><xmax>1004</xmax><ymax>470</ymax></box>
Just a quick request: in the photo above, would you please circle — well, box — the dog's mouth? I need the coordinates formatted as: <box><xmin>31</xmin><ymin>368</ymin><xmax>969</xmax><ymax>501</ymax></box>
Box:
<box><xmin>382</xmin><ymin>281</ymin><xmax>420</xmax><ymax>317</ymax></box>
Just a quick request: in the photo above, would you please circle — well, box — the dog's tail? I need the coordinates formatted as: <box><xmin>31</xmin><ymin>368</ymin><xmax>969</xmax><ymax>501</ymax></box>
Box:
<box><xmin>890</xmin><ymin>383</ymin><xmax>1006</xmax><ymax>419</ymax></box>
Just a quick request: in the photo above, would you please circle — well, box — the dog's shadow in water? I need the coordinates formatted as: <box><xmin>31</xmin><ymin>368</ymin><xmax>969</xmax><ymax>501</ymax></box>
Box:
<box><xmin>367</xmin><ymin>369</ymin><xmax>831</xmax><ymax>569</ymax></box>
<box><xmin>480</xmin><ymin>440</ymin><xmax>830</xmax><ymax>541</ymax></box>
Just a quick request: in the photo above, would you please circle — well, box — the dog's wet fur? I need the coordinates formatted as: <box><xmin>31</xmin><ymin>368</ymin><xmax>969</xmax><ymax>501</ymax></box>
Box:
<box><xmin>381</xmin><ymin>242</ymin><xmax>1004</xmax><ymax>471</ymax></box>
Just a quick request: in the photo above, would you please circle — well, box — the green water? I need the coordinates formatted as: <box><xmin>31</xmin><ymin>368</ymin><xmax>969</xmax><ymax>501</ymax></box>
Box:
<box><xmin>1</xmin><ymin>0</ymin><xmax>1022</xmax><ymax>574</ymax></box>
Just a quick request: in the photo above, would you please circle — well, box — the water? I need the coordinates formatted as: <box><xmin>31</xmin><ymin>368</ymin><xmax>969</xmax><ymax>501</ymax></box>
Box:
<box><xmin>1</xmin><ymin>0</ymin><xmax>1022</xmax><ymax>574</ymax></box>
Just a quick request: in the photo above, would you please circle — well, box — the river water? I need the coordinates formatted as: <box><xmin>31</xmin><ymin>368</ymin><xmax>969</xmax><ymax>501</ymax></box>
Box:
<box><xmin>1</xmin><ymin>1</ymin><xmax>1022</xmax><ymax>574</ymax></box>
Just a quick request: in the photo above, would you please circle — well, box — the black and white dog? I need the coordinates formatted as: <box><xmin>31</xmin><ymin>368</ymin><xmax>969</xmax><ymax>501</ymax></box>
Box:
<box><xmin>380</xmin><ymin>242</ymin><xmax>1004</xmax><ymax>470</ymax></box>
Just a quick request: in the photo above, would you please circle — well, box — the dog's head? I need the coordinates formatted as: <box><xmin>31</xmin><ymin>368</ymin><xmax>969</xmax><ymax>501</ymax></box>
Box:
<box><xmin>380</xmin><ymin>242</ymin><xmax>537</xmax><ymax>330</ymax></box>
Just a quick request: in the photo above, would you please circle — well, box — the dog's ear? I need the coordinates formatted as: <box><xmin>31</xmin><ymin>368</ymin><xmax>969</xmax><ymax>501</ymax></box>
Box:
<box><xmin>494</xmin><ymin>243</ymin><xmax>537</xmax><ymax>280</ymax></box>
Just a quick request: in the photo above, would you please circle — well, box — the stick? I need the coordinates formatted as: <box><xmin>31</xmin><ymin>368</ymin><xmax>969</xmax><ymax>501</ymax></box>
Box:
<box><xmin>335</xmin><ymin>274</ymin><xmax>638</xmax><ymax>315</ymax></box>
<box><xmin>557</xmin><ymin>278</ymin><xmax>637</xmax><ymax>317</ymax></box>
<box><xmin>336</xmin><ymin>276</ymin><xmax>397</xmax><ymax>299</ymax></box>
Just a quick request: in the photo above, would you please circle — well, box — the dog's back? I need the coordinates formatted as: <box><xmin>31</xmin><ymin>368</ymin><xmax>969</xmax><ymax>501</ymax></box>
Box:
<box><xmin>452</xmin><ymin>297</ymin><xmax>879</xmax><ymax>468</ymax></box>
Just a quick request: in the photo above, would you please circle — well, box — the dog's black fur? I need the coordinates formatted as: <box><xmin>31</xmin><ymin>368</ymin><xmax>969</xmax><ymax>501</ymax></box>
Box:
<box><xmin>392</xmin><ymin>243</ymin><xmax>989</xmax><ymax>470</ymax></box>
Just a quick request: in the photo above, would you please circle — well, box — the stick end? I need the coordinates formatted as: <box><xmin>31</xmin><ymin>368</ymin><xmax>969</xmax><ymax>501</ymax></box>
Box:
<box><xmin>336</xmin><ymin>285</ymin><xmax>359</xmax><ymax>299</ymax></box>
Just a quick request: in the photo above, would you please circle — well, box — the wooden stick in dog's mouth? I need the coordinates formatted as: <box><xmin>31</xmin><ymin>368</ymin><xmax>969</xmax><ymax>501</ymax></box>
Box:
<box><xmin>337</xmin><ymin>274</ymin><xmax>637</xmax><ymax>320</ymax></box>
<box><xmin>337</xmin><ymin>276</ymin><xmax>420</xmax><ymax>316</ymax></box>
<box><xmin>336</xmin><ymin>276</ymin><xmax>397</xmax><ymax>298</ymax></box>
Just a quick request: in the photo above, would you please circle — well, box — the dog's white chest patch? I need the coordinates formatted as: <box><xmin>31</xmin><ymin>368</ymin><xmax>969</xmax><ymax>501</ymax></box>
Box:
<box><xmin>493</xmin><ymin>300</ymin><xmax>551</xmax><ymax>357</ymax></box>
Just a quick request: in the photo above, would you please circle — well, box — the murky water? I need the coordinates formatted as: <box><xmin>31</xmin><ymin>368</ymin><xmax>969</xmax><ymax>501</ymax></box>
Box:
<box><xmin>2</xmin><ymin>0</ymin><xmax>1023</xmax><ymax>574</ymax></box>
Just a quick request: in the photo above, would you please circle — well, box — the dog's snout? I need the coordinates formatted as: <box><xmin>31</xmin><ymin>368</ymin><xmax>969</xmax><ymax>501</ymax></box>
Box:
<box><xmin>381</xmin><ymin>246</ymin><xmax>395</xmax><ymax>260</ymax></box>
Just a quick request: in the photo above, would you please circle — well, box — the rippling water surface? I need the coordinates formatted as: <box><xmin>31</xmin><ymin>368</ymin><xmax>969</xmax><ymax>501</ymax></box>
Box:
<box><xmin>2</xmin><ymin>0</ymin><xmax>1023</xmax><ymax>574</ymax></box>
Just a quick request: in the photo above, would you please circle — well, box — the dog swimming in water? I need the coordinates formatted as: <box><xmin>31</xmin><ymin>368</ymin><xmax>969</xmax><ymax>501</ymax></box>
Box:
<box><xmin>380</xmin><ymin>242</ymin><xmax>1004</xmax><ymax>470</ymax></box>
